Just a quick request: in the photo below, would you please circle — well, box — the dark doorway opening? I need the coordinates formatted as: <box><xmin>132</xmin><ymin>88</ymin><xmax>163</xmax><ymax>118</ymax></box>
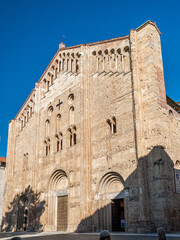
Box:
<box><xmin>57</xmin><ymin>195</ymin><xmax>68</xmax><ymax>231</ymax></box>
<box><xmin>17</xmin><ymin>207</ymin><xmax>28</xmax><ymax>231</ymax></box>
<box><xmin>111</xmin><ymin>198</ymin><xmax>125</xmax><ymax>231</ymax></box>
<box><xmin>17</xmin><ymin>206</ymin><xmax>24</xmax><ymax>231</ymax></box>
<box><xmin>17</xmin><ymin>195</ymin><xmax>28</xmax><ymax>232</ymax></box>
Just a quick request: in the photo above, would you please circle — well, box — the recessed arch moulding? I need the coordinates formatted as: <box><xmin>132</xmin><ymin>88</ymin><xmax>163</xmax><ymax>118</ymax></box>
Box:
<box><xmin>46</xmin><ymin>169</ymin><xmax>69</xmax><ymax>231</ymax></box>
<box><xmin>95</xmin><ymin>171</ymin><xmax>125</xmax><ymax>201</ymax></box>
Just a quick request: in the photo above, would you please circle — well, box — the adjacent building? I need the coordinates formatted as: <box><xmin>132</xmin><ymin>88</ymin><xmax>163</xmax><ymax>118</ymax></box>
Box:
<box><xmin>2</xmin><ymin>21</ymin><xmax>180</xmax><ymax>233</ymax></box>
<box><xmin>0</xmin><ymin>157</ymin><xmax>6</xmax><ymax>229</ymax></box>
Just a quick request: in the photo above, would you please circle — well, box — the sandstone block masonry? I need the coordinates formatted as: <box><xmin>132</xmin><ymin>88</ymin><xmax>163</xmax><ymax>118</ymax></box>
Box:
<box><xmin>2</xmin><ymin>21</ymin><xmax>180</xmax><ymax>233</ymax></box>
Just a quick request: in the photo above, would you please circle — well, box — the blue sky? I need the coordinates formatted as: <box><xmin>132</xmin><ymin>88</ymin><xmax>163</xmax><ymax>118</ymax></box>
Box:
<box><xmin>0</xmin><ymin>0</ymin><xmax>180</xmax><ymax>157</ymax></box>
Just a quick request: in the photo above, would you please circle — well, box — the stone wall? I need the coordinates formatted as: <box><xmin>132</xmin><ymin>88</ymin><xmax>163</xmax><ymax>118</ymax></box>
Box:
<box><xmin>3</xmin><ymin>21</ymin><xmax>180</xmax><ymax>233</ymax></box>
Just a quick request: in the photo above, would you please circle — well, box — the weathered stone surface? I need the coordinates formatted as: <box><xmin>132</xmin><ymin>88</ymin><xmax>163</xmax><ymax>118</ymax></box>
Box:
<box><xmin>2</xmin><ymin>21</ymin><xmax>180</xmax><ymax>233</ymax></box>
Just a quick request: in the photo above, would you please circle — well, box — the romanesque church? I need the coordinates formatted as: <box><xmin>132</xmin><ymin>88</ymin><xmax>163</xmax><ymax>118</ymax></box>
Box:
<box><xmin>2</xmin><ymin>21</ymin><xmax>180</xmax><ymax>233</ymax></box>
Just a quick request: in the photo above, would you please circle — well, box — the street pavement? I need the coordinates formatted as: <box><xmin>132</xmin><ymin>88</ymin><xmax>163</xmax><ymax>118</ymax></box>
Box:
<box><xmin>1</xmin><ymin>232</ymin><xmax>180</xmax><ymax>240</ymax></box>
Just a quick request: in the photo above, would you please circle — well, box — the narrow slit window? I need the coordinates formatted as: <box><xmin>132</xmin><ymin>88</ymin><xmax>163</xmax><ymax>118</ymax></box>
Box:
<box><xmin>70</xmin><ymin>133</ymin><xmax>72</xmax><ymax>146</ymax></box>
<box><xmin>113</xmin><ymin>123</ymin><xmax>116</xmax><ymax>133</ymax></box>
<box><xmin>60</xmin><ymin>139</ymin><xmax>63</xmax><ymax>150</ymax></box>
<box><xmin>112</xmin><ymin>117</ymin><xmax>116</xmax><ymax>134</ymax></box>
<box><xmin>57</xmin><ymin>140</ymin><xmax>60</xmax><ymax>152</ymax></box>
<box><xmin>73</xmin><ymin>133</ymin><xmax>76</xmax><ymax>145</ymax></box>
<box><xmin>46</xmin><ymin>145</ymin><xmax>48</xmax><ymax>156</ymax></box>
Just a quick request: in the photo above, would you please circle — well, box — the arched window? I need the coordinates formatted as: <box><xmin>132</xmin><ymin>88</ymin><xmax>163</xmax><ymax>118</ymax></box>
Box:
<box><xmin>76</xmin><ymin>59</ymin><xmax>79</xmax><ymax>73</ymax></box>
<box><xmin>69</xmin><ymin>106</ymin><xmax>74</xmax><ymax>125</ymax></box>
<box><xmin>123</xmin><ymin>46</ymin><xmax>130</xmax><ymax>72</ymax></box>
<box><xmin>62</xmin><ymin>59</ymin><xmax>65</xmax><ymax>71</ymax></box>
<box><xmin>48</xmin><ymin>106</ymin><xmax>53</xmax><ymax>116</ymax></box>
<box><xmin>116</xmin><ymin>48</ymin><xmax>121</xmax><ymax>72</ymax></box>
<box><xmin>67</xmin><ymin>58</ymin><xmax>69</xmax><ymax>71</ymax></box>
<box><xmin>55</xmin><ymin>67</ymin><xmax>57</xmax><ymax>79</ymax></box>
<box><xmin>104</xmin><ymin>49</ymin><xmax>108</xmax><ymax>71</ymax></box>
<box><xmin>32</xmin><ymin>100</ymin><xmax>35</xmax><ymax>113</ymax></box>
<box><xmin>20</xmin><ymin>119</ymin><xmax>23</xmax><ymax>131</ymax></box>
<box><xmin>46</xmin><ymin>80</ymin><xmax>50</xmax><ymax>92</ymax></box>
<box><xmin>30</xmin><ymin>106</ymin><xmax>32</xmax><ymax>117</ymax></box>
<box><xmin>27</xmin><ymin>110</ymin><xmax>29</xmax><ymax>121</ymax></box>
<box><xmin>50</xmin><ymin>74</ymin><xmax>54</xmax><ymax>85</ymax></box>
<box><xmin>68</xmin><ymin>93</ymin><xmax>74</xmax><ymax>105</ymax></box>
<box><xmin>59</xmin><ymin>60</ymin><xmax>61</xmax><ymax>72</ymax></box>
<box><xmin>107</xmin><ymin>119</ymin><xmax>111</xmax><ymax>134</ymax></box>
<box><xmin>56</xmin><ymin>132</ymin><xmax>63</xmax><ymax>152</ymax></box>
<box><xmin>73</xmin><ymin>130</ymin><xmax>76</xmax><ymax>145</ymax></box>
<box><xmin>56</xmin><ymin>114</ymin><xmax>61</xmax><ymax>132</ymax></box>
<box><xmin>112</xmin><ymin>117</ymin><xmax>116</xmax><ymax>134</ymax></box>
<box><xmin>71</xmin><ymin>59</ymin><xmax>74</xmax><ymax>72</ymax></box>
<box><xmin>45</xmin><ymin>120</ymin><xmax>50</xmax><ymax>138</ymax></box>
<box><xmin>69</xmin><ymin>129</ymin><xmax>73</xmax><ymax>147</ymax></box>
<box><xmin>110</xmin><ymin>48</ymin><xmax>115</xmax><ymax>71</ymax></box>
<box><xmin>60</xmin><ymin>137</ymin><xmax>63</xmax><ymax>150</ymax></box>
<box><xmin>43</xmin><ymin>79</ymin><xmax>46</xmax><ymax>94</ymax></box>
<box><xmin>46</xmin><ymin>144</ymin><xmax>50</xmax><ymax>156</ymax></box>
<box><xmin>98</xmin><ymin>50</ymin><xmax>103</xmax><ymax>72</ymax></box>
<box><xmin>57</xmin><ymin>137</ymin><xmax>60</xmax><ymax>152</ymax></box>
<box><xmin>69</xmin><ymin>126</ymin><xmax>76</xmax><ymax>146</ymax></box>
<box><xmin>44</xmin><ymin>138</ymin><xmax>50</xmax><ymax>156</ymax></box>
<box><xmin>169</xmin><ymin>110</ymin><xmax>173</xmax><ymax>120</ymax></box>
<box><xmin>107</xmin><ymin>117</ymin><xmax>117</xmax><ymax>134</ymax></box>
<box><xmin>24</xmin><ymin>115</ymin><xmax>26</xmax><ymax>126</ymax></box>
<box><xmin>60</xmin><ymin>132</ymin><xmax>63</xmax><ymax>150</ymax></box>
<box><xmin>92</xmin><ymin>51</ymin><xmax>97</xmax><ymax>72</ymax></box>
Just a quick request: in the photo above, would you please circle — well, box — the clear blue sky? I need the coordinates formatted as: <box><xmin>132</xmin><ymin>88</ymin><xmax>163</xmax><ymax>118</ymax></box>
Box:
<box><xmin>0</xmin><ymin>0</ymin><xmax>180</xmax><ymax>157</ymax></box>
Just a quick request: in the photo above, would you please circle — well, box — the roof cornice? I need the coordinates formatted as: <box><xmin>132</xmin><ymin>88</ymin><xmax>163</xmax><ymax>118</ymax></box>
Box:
<box><xmin>166</xmin><ymin>95</ymin><xmax>180</xmax><ymax>114</ymax></box>
<box><xmin>136</xmin><ymin>20</ymin><xmax>161</xmax><ymax>35</ymax></box>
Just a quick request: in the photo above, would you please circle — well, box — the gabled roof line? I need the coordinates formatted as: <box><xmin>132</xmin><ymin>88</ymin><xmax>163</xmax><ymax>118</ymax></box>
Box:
<box><xmin>136</xmin><ymin>20</ymin><xmax>161</xmax><ymax>35</ymax></box>
<box><xmin>87</xmin><ymin>35</ymin><xmax>129</xmax><ymax>46</ymax></box>
<box><xmin>37</xmin><ymin>35</ymin><xmax>129</xmax><ymax>84</ymax></box>
<box><xmin>14</xmin><ymin>89</ymin><xmax>35</xmax><ymax>120</ymax></box>
<box><xmin>14</xmin><ymin>35</ymin><xmax>129</xmax><ymax>120</ymax></box>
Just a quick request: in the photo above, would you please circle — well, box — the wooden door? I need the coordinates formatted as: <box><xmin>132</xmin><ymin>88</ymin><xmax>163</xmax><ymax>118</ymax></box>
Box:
<box><xmin>57</xmin><ymin>195</ymin><xmax>68</xmax><ymax>231</ymax></box>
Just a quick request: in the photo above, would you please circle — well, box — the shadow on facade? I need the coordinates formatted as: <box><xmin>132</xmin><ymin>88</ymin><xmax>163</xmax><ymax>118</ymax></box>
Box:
<box><xmin>75</xmin><ymin>146</ymin><xmax>180</xmax><ymax>233</ymax></box>
<box><xmin>1</xmin><ymin>186</ymin><xmax>46</xmax><ymax>232</ymax></box>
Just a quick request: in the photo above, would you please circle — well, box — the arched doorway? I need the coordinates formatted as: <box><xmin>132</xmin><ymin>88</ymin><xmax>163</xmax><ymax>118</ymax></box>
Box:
<box><xmin>98</xmin><ymin>171</ymin><xmax>125</xmax><ymax>231</ymax></box>
<box><xmin>48</xmin><ymin>169</ymin><xmax>68</xmax><ymax>231</ymax></box>
<box><xmin>17</xmin><ymin>195</ymin><xmax>28</xmax><ymax>231</ymax></box>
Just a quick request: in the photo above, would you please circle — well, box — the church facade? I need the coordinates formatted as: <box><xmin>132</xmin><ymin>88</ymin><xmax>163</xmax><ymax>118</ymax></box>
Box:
<box><xmin>3</xmin><ymin>21</ymin><xmax>180</xmax><ymax>233</ymax></box>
